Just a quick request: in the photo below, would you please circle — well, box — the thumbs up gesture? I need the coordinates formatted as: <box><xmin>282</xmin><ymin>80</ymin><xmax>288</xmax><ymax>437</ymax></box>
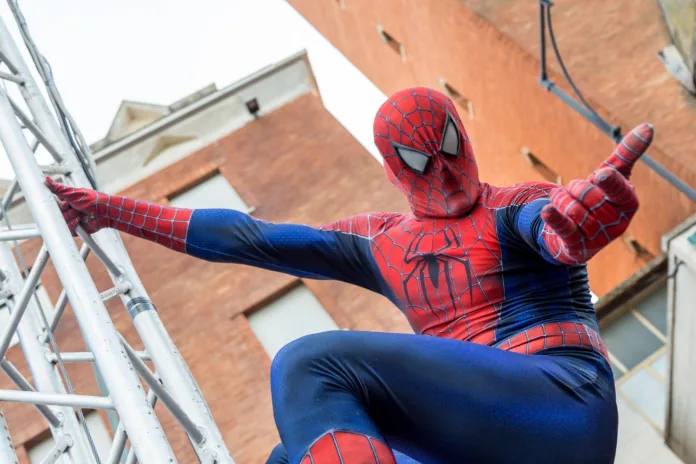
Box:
<box><xmin>540</xmin><ymin>123</ymin><xmax>653</xmax><ymax>264</ymax></box>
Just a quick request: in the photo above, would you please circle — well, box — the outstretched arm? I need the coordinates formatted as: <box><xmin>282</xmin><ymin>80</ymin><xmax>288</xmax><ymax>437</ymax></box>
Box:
<box><xmin>45</xmin><ymin>178</ymin><xmax>381</xmax><ymax>289</ymax></box>
<box><xmin>515</xmin><ymin>123</ymin><xmax>654</xmax><ymax>264</ymax></box>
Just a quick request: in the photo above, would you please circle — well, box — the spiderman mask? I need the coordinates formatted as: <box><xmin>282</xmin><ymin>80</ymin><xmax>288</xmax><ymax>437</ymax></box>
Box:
<box><xmin>373</xmin><ymin>87</ymin><xmax>480</xmax><ymax>219</ymax></box>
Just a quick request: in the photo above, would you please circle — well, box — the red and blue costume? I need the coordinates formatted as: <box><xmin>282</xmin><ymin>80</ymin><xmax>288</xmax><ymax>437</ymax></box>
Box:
<box><xmin>47</xmin><ymin>88</ymin><xmax>653</xmax><ymax>463</ymax></box>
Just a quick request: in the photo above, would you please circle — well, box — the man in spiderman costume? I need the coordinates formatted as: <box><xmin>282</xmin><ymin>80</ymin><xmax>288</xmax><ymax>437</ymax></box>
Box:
<box><xmin>47</xmin><ymin>87</ymin><xmax>653</xmax><ymax>464</ymax></box>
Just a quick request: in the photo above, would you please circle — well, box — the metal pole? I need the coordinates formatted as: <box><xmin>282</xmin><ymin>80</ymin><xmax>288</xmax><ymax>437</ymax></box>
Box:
<box><xmin>0</xmin><ymin>245</ymin><xmax>48</xmax><ymax>361</ymax></box>
<box><xmin>0</xmin><ymin>406</ymin><xmax>19</xmax><ymax>463</ymax></box>
<box><xmin>0</xmin><ymin>178</ymin><xmax>18</xmax><ymax>218</ymax></box>
<box><xmin>77</xmin><ymin>229</ymin><xmax>123</xmax><ymax>278</ymax></box>
<box><xmin>0</xmin><ymin>48</ymin><xmax>18</xmax><ymax>74</ymax></box>
<box><xmin>125</xmin><ymin>447</ymin><xmax>137</xmax><ymax>464</ymax></box>
<box><xmin>0</xmin><ymin>69</ymin><xmax>23</xmax><ymax>84</ymax></box>
<box><xmin>40</xmin><ymin>164</ymin><xmax>72</xmax><ymax>176</ymax></box>
<box><xmin>0</xmin><ymin>5</ymin><xmax>232</xmax><ymax>461</ymax></box>
<box><xmin>8</xmin><ymin>97</ymin><xmax>64</xmax><ymax>163</ymax></box>
<box><xmin>0</xmin><ymin>84</ymin><xmax>175</xmax><ymax>461</ymax></box>
<box><xmin>539</xmin><ymin>0</ymin><xmax>547</xmax><ymax>82</ymax></box>
<box><xmin>2</xmin><ymin>8</ymin><xmax>233</xmax><ymax>459</ymax></box>
<box><xmin>635</xmin><ymin>152</ymin><xmax>696</xmax><ymax>203</ymax></box>
<box><xmin>39</xmin><ymin>435</ymin><xmax>72</xmax><ymax>464</ymax></box>
<box><xmin>0</xmin><ymin>242</ymin><xmax>93</xmax><ymax>463</ymax></box>
<box><xmin>107</xmin><ymin>423</ymin><xmax>128</xmax><ymax>464</ymax></box>
<box><xmin>100</xmin><ymin>282</ymin><xmax>131</xmax><ymax>302</ymax></box>
<box><xmin>6</xmin><ymin>0</ymin><xmax>100</xmax><ymax>188</ymax></box>
<box><xmin>0</xmin><ymin>390</ymin><xmax>114</xmax><ymax>409</ymax></box>
<box><xmin>45</xmin><ymin>243</ymin><xmax>90</xmax><ymax>339</ymax></box>
<box><xmin>0</xmin><ymin>225</ymin><xmax>40</xmax><ymax>241</ymax></box>
<box><xmin>120</xmin><ymin>337</ymin><xmax>204</xmax><ymax>445</ymax></box>
<box><xmin>108</xmin><ymin>387</ymin><xmax>158</xmax><ymax>464</ymax></box>
<box><xmin>1</xmin><ymin>360</ymin><xmax>62</xmax><ymax>428</ymax></box>
<box><xmin>77</xmin><ymin>226</ymin><xmax>123</xmax><ymax>277</ymax></box>
<box><xmin>128</xmin><ymin>296</ymin><xmax>232</xmax><ymax>460</ymax></box>
<box><xmin>47</xmin><ymin>351</ymin><xmax>151</xmax><ymax>363</ymax></box>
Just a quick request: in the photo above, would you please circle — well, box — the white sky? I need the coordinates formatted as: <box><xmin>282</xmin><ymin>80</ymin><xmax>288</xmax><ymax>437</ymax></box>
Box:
<box><xmin>0</xmin><ymin>0</ymin><xmax>386</xmax><ymax>179</ymax></box>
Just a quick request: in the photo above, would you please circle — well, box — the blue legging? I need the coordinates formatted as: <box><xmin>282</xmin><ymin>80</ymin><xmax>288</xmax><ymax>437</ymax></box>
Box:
<box><xmin>266</xmin><ymin>330</ymin><xmax>617</xmax><ymax>464</ymax></box>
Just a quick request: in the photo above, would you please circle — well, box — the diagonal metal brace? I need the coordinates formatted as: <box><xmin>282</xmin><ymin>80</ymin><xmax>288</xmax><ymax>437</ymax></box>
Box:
<box><xmin>119</xmin><ymin>335</ymin><xmax>205</xmax><ymax>445</ymax></box>
<box><xmin>0</xmin><ymin>245</ymin><xmax>49</xmax><ymax>361</ymax></box>
<box><xmin>77</xmin><ymin>227</ymin><xmax>124</xmax><ymax>278</ymax></box>
<box><xmin>1</xmin><ymin>360</ymin><xmax>61</xmax><ymax>428</ymax></box>
<box><xmin>8</xmin><ymin>97</ymin><xmax>64</xmax><ymax>163</ymax></box>
<box><xmin>39</xmin><ymin>434</ymin><xmax>73</xmax><ymax>464</ymax></box>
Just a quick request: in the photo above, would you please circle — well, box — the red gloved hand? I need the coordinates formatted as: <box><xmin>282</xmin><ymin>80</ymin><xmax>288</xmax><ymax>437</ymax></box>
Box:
<box><xmin>45</xmin><ymin>177</ymin><xmax>192</xmax><ymax>252</ymax></box>
<box><xmin>540</xmin><ymin>123</ymin><xmax>654</xmax><ymax>265</ymax></box>
<box><xmin>45</xmin><ymin>177</ymin><xmax>115</xmax><ymax>235</ymax></box>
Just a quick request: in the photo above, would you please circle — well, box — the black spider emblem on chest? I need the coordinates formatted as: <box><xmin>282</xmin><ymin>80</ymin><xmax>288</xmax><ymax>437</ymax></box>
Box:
<box><xmin>401</xmin><ymin>227</ymin><xmax>474</xmax><ymax>321</ymax></box>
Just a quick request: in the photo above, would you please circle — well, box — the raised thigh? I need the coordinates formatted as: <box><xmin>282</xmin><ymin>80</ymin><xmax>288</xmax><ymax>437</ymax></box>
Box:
<box><xmin>273</xmin><ymin>331</ymin><xmax>617</xmax><ymax>464</ymax></box>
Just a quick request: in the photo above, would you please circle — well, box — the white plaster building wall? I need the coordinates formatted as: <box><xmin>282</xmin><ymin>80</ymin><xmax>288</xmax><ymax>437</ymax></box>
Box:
<box><xmin>665</xmin><ymin>222</ymin><xmax>696</xmax><ymax>463</ymax></box>
<box><xmin>616</xmin><ymin>394</ymin><xmax>682</xmax><ymax>463</ymax></box>
<box><xmin>96</xmin><ymin>52</ymin><xmax>317</xmax><ymax>194</ymax></box>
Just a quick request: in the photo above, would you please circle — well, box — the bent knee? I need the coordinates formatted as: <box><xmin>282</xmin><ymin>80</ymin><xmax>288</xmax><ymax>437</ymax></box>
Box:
<box><xmin>270</xmin><ymin>331</ymin><xmax>357</xmax><ymax>393</ymax></box>
<box><xmin>271</xmin><ymin>332</ymin><xmax>340</xmax><ymax>377</ymax></box>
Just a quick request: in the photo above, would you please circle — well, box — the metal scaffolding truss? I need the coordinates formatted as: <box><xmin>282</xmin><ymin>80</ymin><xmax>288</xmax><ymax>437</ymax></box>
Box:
<box><xmin>0</xmin><ymin>2</ymin><xmax>234</xmax><ymax>463</ymax></box>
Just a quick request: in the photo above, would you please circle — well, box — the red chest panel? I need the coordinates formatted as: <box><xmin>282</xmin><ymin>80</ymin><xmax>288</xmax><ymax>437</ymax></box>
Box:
<box><xmin>371</xmin><ymin>204</ymin><xmax>504</xmax><ymax>342</ymax></box>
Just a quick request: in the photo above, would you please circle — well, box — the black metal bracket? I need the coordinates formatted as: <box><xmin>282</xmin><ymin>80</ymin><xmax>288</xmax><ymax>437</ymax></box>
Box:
<box><xmin>538</xmin><ymin>0</ymin><xmax>696</xmax><ymax>202</ymax></box>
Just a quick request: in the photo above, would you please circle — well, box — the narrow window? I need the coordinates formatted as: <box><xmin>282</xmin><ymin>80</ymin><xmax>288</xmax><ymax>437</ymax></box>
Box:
<box><xmin>168</xmin><ymin>171</ymin><xmax>252</xmax><ymax>213</ymax></box>
<box><xmin>439</xmin><ymin>78</ymin><xmax>475</xmax><ymax>120</ymax></box>
<box><xmin>602</xmin><ymin>310</ymin><xmax>664</xmax><ymax>375</ymax></box>
<box><xmin>600</xmin><ymin>281</ymin><xmax>669</xmax><ymax>432</ymax></box>
<box><xmin>247</xmin><ymin>284</ymin><xmax>339</xmax><ymax>359</ymax></box>
<box><xmin>623</xmin><ymin>236</ymin><xmax>655</xmax><ymax>261</ymax></box>
<box><xmin>376</xmin><ymin>25</ymin><xmax>406</xmax><ymax>61</ymax></box>
<box><xmin>520</xmin><ymin>147</ymin><xmax>562</xmax><ymax>184</ymax></box>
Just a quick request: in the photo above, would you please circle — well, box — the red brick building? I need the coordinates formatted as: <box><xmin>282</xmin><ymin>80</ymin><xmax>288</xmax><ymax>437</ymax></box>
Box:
<box><xmin>287</xmin><ymin>0</ymin><xmax>696</xmax><ymax>297</ymax></box>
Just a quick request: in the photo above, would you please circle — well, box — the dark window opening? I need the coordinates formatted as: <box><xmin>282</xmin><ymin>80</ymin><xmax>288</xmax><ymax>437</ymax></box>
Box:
<box><xmin>623</xmin><ymin>236</ymin><xmax>655</xmax><ymax>261</ymax></box>
<box><xmin>376</xmin><ymin>25</ymin><xmax>406</xmax><ymax>61</ymax></box>
<box><xmin>601</xmin><ymin>310</ymin><xmax>663</xmax><ymax>371</ymax></box>
<box><xmin>439</xmin><ymin>79</ymin><xmax>474</xmax><ymax>120</ymax></box>
<box><xmin>520</xmin><ymin>147</ymin><xmax>562</xmax><ymax>184</ymax></box>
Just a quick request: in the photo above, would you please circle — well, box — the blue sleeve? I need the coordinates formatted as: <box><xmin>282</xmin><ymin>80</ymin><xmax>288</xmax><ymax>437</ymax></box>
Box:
<box><xmin>499</xmin><ymin>199</ymin><xmax>559</xmax><ymax>264</ymax></box>
<box><xmin>184</xmin><ymin>209</ymin><xmax>381</xmax><ymax>292</ymax></box>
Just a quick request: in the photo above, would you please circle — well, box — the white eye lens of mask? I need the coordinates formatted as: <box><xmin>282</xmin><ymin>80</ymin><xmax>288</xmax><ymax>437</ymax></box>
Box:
<box><xmin>439</xmin><ymin>111</ymin><xmax>461</xmax><ymax>156</ymax></box>
<box><xmin>393</xmin><ymin>143</ymin><xmax>431</xmax><ymax>174</ymax></box>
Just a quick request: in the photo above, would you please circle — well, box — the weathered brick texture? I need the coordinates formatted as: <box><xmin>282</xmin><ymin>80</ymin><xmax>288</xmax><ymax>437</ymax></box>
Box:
<box><xmin>287</xmin><ymin>0</ymin><xmax>696</xmax><ymax>295</ymax></box>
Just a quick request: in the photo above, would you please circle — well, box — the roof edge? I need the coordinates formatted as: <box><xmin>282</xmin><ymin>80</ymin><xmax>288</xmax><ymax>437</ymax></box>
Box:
<box><xmin>92</xmin><ymin>49</ymin><xmax>314</xmax><ymax>163</ymax></box>
<box><xmin>595</xmin><ymin>253</ymin><xmax>668</xmax><ymax>323</ymax></box>
<box><xmin>662</xmin><ymin>212</ymin><xmax>696</xmax><ymax>251</ymax></box>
